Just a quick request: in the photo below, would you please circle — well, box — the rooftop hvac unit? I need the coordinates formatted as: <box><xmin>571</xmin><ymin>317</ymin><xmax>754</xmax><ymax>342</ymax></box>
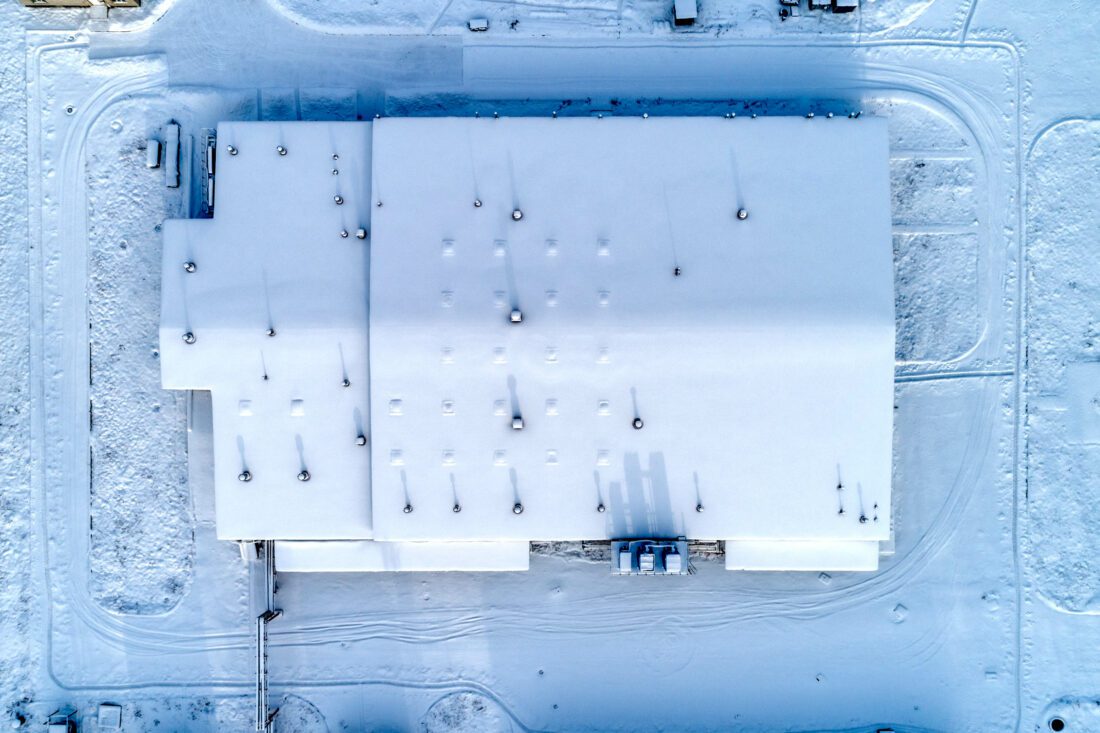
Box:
<box><xmin>612</xmin><ymin>539</ymin><xmax>689</xmax><ymax>575</ymax></box>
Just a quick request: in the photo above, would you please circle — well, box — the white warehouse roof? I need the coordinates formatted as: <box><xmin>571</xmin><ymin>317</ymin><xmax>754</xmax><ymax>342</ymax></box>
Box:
<box><xmin>160</xmin><ymin>122</ymin><xmax>373</xmax><ymax>541</ymax></box>
<box><xmin>161</xmin><ymin>116</ymin><xmax>894</xmax><ymax>572</ymax></box>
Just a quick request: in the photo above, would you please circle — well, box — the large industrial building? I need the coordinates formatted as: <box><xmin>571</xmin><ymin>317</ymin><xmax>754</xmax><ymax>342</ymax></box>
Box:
<box><xmin>160</xmin><ymin>116</ymin><xmax>893</xmax><ymax>573</ymax></box>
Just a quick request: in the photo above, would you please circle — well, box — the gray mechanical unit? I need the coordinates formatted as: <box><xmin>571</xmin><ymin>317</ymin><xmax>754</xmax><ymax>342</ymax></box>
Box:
<box><xmin>612</xmin><ymin>539</ymin><xmax>689</xmax><ymax>575</ymax></box>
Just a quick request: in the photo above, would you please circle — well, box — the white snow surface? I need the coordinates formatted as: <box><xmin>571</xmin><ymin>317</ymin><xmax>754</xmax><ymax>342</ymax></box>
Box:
<box><xmin>275</xmin><ymin>540</ymin><xmax>531</xmax><ymax>572</ymax></box>
<box><xmin>3</xmin><ymin>0</ymin><xmax>1100</xmax><ymax>731</ymax></box>
<box><xmin>161</xmin><ymin>115</ymin><xmax>892</xmax><ymax>563</ymax></box>
<box><xmin>160</xmin><ymin>122</ymin><xmax>373</xmax><ymax>541</ymax></box>
<box><xmin>370</xmin><ymin>116</ymin><xmax>893</xmax><ymax>545</ymax></box>
<box><xmin>724</xmin><ymin>538</ymin><xmax>880</xmax><ymax>571</ymax></box>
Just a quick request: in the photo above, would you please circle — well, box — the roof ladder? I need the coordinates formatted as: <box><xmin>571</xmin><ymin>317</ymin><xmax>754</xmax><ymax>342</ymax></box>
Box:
<box><xmin>255</xmin><ymin>540</ymin><xmax>281</xmax><ymax>732</ymax></box>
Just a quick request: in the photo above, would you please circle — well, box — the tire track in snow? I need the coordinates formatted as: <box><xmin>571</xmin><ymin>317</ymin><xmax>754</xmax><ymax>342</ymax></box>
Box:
<box><xmin>267</xmin><ymin>52</ymin><xmax>1016</xmax><ymax>654</ymax></box>
<box><xmin>30</xmin><ymin>39</ymin><xmax>1021</xmax><ymax>702</ymax></box>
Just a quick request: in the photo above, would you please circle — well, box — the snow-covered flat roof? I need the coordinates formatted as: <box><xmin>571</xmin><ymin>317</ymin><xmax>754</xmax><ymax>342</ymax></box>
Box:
<box><xmin>160</xmin><ymin>121</ymin><xmax>373</xmax><ymax>541</ymax></box>
<box><xmin>369</xmin><ymin>117</ymin><xmax>894</xmax><ymax>548</ymax></box>
<box><xmin>161</xmin><ymin>116</ymin><xmax>893</xmax><ymax>569</ymax></box>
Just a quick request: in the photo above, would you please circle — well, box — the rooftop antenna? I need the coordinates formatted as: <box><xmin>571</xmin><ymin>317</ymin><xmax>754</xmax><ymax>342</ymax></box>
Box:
<box><xmin>237</xmin><ymin>436</ymin><xmax>250</xmax><ymax>482</ymax></box>
<box><xmin>836</xmin><ymin>466</ymin><xmax>845</xmax><ymax>515</ymax></box>
<box><xmin>295</xmin><ymin>435</ymin><xmax>309</xmax><ymax>482</ymax></box>
<box><xmin>261</xmin><ymin>269</ymin><xmax>275</xmax><ymax>338</ymax></box>
<box><xmin>506</xmin><ymin>150</ymin><xmax>522</xmax><ymax>224</ymax></box>
<box><xmin>630</xmin><ymin>387</ymin><xmax>643</xmax><ymax>429</ymax></box>
<box><xmin>465</xmin><ymin>123</ymin><xmax>482</xmax><ymax>209</ymax></box>
<box><xmin>401</xmin><ymin>470</ymin><xmax>412</xmax><ymax>513</ymax></box>
<box><xmin>373</xmin><ymin>150</ymin><xmax>384</xmax><ymax>205</ymax></box>
<box><xmin>729</xmin><ymin>148</ymin><xmax>747</xmax><ymax>222</ymax></box>
<box><xmin>510</xmin><ymin>468</ymin><xmax>523</xmax><ymax>514</ymax></box>
<box><xmin>506</xmin><ymin>375</ymin><xmax>524</xmax><ymax>434</ymax></box>
<box><xmin>338</xmin><ymin>343</ymin><xmax>350</xmax><ymax>388</ymax></box>
<box><xmin>500</xmin><ymin>239</ymin><xmax>522</xmax><ymax>324</ymax></box>
<box><xmin>660</xmin><ymin>181</ymin><xmax>681</xmax><ymax>278</ymax></box>
<box><xmin>353</xmin><ymin>407</ymin><xmax>365</xmax><ymax>446</ymax></box>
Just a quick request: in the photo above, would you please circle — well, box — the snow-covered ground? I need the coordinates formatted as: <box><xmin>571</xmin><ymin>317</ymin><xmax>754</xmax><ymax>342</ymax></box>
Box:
<box><xmin>2</xmin><ymin>0</ymin><xmax>1100</xmax><ymax>731</ymax></box>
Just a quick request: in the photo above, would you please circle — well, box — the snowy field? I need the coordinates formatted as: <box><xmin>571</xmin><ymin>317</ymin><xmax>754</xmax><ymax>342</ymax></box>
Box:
<box><xmin>1</xmin><ymin>0</ymin><xmax>1099</xmax><ymax>730</ymax></box>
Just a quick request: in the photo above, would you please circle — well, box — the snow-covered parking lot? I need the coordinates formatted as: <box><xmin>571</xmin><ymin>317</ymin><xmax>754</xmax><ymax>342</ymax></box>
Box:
<box><xmin>2</xmin><ymin>0</ymin><xmax>1100</xmax><ymax>730</ymax></box>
